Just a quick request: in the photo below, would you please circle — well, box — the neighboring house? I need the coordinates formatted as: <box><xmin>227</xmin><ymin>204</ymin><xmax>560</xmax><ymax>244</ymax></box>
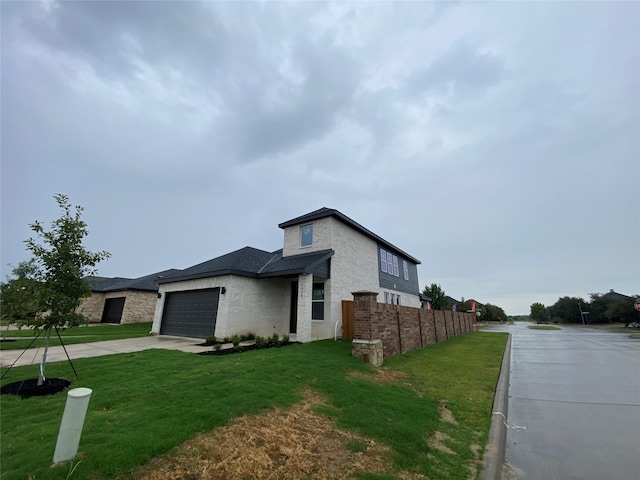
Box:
<box><xmin>79</xmin><ymin>269</ymin><xmax>178</xmax><ymax>324</ymax></box>
<box><xmin>603</xmin><ymin>289</ymin><xmax>632</xmax><ymax>302</ymax></box>
<box><xmin>151</xmin><ymin>208</ymin><xmax>422</xmax><ymax>342</ymax></box>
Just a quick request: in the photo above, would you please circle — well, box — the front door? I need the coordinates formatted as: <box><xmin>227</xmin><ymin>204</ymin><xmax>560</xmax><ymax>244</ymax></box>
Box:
<box><xmin>289</xmin><ymin>281</ymin><xmax>298</xmax><ymax>333</ymax></box>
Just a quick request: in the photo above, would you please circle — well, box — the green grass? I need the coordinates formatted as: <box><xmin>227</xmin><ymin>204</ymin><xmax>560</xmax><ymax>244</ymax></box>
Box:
<box><xmin>0</xmin><ymin>332</ymin><xmax>507</xmax><ymax>480</ymax></box>
<box><xmin>527</xmin><ymin>325</ymin><xmax>562</xmax><ymax>330</ymax></box>
<box><xmin>0</xmin><ymin>322</ymin><xmax>153</xmax><ymax>350</ymax></box>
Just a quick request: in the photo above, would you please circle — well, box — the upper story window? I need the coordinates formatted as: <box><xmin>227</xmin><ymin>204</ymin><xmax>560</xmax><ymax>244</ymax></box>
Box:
<box><xmin>380</xmin><ymin>247</ymin><xmax>401</xmax><ymax>278</ymax></box>
<box><xmin>380</xmin><ymin>248</ymin><xmax>387</xmax><ymax>273</ymax></box>
<box><xmin>300</xmin><ymin>224</ymin><xmax>313</xmax><ymax>247</ymax></box>
<box><xmin>403</xmin><ymin>260</ymin><xmax>409</xmax><ymax>280</ymax></box>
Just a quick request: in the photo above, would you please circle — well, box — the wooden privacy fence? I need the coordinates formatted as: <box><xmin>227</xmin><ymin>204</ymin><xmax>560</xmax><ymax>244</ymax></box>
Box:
<box><xmin>348</xmin><ymin>291</ymin><xmax>477</xmax><ymax>365</ymax></box>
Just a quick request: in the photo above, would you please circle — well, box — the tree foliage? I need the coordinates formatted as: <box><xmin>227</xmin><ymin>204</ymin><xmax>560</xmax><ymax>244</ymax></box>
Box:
<box><xmin>0</xmin><ymin>260</ymin><xmax>42</xmax><ymax>325</ymax></box>
<box><xmin>23</xmin><ymin>193</ymin><xmax>111</xmax><ymax>330</ymax></box>
<box><xmin>482</xmin><ymin>303</ymin><xmax>507</xmax><ymax>323</ymax></box>
<box><xmin>530</xmin><ymin>302</ymin><xmax>546</xmax><ymax>321</ymax></box>
<box><xmin>605</xmin><ymin>296</ymin><xmax>639</xmax><ymax>326</ymax></box>
<box><xmin>422</xmin><ymin>283</ymin><xmax>448</xmax><ymax>310</ymax></box>
<box><xmin>547</xmin><ymin>296</ymin><xmax>588</xmax><ymax>323</ymax></box>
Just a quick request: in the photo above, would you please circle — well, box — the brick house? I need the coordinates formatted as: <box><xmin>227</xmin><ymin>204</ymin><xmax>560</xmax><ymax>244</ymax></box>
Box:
<box><xmin>151</xmin><ymin>208</ymin><xmax>422</xmax><ymax>342</ymax></box>
<box><xmin>79</xmin><ymin>270</ymin><xmax>177</xmax><ymax>324</ymax></box>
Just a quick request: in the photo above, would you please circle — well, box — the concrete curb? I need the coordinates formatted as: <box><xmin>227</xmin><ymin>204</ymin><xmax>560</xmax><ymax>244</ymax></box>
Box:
<box><xmin>482</xmin><ymin>333</ymin><xmax>512</xmax><ymax>480</ymax></box>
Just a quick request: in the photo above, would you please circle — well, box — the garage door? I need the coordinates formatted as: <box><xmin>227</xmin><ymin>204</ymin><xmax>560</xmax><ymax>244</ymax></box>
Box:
<box><xmin>101</xmin><ymin>297</ymin><xmax>126</xmax><ymax>324</ymax></box>
<box><xmin>160</xmin><ymin>288</ymin><xmax>220</xmax><ymax>339</ymax></box>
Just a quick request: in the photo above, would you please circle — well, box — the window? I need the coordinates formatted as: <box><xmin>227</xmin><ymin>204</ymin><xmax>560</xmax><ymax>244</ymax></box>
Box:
<box><xmin>312</xmin><ymin>282</ymin><xmax>324</xmax><ymax>320</ymax></box>
<box><xmin>380</xmin><ymin>248</ymin><xmax>387</xmax><ymax>273</ymax></box>
<box><xmin>383</xmin><ymin>292</ymin><xmax>389</xmax><ymax>303</ymax></box>
<box><xmin>403</xmin><ymin>260</ymin><xmax>409</xmax><ymax>280</ymax></box>
<box><xmin>386</xmin><ymin>251</ymin><xmax>393</xmax><ymax>273</ymax></box>
<box><xmin>393</xmin><ymin>256</ymin><xmax>399</xmax><ymax>277</ymax></box>
<box><xmin>397</xmin><ymin>295</ymin><xmax>401</xmax><ymax>305</ymax></box>
<box><xmin>301</xmin><ymin>224</ymin><xmax>313</xmax><ymax>247</ymax></box>
<box><xmin>391</xmin><ymin>293</ymin><xmax>396</xmax><ymax>304</ymax></box>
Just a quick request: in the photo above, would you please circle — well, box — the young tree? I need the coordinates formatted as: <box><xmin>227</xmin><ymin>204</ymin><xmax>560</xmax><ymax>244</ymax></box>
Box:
<box><xmin>530</xmin><ymin>302</ymin><xmax>546</xmax><ymax>322</ymax></box>
<box><xmin>23</xmin><ymin>194</ymin><xmax>110</xmax><ymax>385</ymax></box>
<box><xmin>422</xmin><ymin>283</ymin><xmax>448</xmax><ymax>310</ymax></box>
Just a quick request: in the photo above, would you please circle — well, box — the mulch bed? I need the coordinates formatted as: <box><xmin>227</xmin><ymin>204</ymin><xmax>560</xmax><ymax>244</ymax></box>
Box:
<box><xmin>198</xmin><ymin>344</ymin><xmax>258</xmax><ymax>356</ymax></box>
<box><xmin>1</xmin><ymin>378</ymin><xmax>71</xmax><ymax>398</ymax></box>
<box><xmin>197</xmin><ymin>342</ymin><xmax>299</xmax><ymax>356</ymax></box>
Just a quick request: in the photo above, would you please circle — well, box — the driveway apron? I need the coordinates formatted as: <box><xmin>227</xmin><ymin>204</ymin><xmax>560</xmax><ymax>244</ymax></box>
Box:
<box><xmin>0</xmin><ymin>335</ymin><xmax>210</xmax><ymax>368</ymax></box>
<box><xmin>487</xmin><ymin>323</ymin><xmax>640</xmax><ymax>480</ymax></box>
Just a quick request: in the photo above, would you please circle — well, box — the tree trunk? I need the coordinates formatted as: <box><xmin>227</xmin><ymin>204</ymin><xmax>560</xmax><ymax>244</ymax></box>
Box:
<box><xmin>37</xmin><ymin>327</ymin><xmax>52</xmax><ymax>386</ymax></box>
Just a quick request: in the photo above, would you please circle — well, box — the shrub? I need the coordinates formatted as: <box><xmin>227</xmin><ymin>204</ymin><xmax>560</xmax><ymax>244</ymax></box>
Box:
<box><xmin>205</xmin><ymin>335</ymin><xmax>217</xmax><ymax>346</ymax></box>
<box><xmin>213</xmin><ymin>343</ymin><xmax>222</xmax><ymax>351</ymax></box>
<box><xmin>240</xmin><ymin>332</ymin><xmax>256</xmax><ymax>341</ymax></box>
<box><xmin>255</xmin><ymin>336</ymin><xmax>266</xmax><ymax>349</ymax></box>
<box><xmin>232</xmin><ymin>334</ymin><xmax>241</xmax><ymax>347</ymax></box>
<box><xmin>282</xmin><ymin>334</ymin><xmax>290</xmax><ymax>344</ymax></box>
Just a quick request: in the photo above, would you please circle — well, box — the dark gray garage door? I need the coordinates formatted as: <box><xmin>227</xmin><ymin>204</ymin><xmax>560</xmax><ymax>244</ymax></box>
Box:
<box><xmin>160</xmin><ymin>288</ymin><xmax>220</xmax><ymax>339</ymax></box>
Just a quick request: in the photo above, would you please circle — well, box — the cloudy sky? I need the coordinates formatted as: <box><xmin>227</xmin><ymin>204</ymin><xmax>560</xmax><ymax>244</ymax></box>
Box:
<box><xmin>2</xmin><ymin>1</ymin><xmax>638</xmax><ymax>315</ymax></box>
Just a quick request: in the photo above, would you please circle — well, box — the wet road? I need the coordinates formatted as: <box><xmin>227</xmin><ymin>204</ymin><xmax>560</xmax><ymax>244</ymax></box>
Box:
<box><xmin>484</xmin><ymin>322</ymin><xmax>640</xmax><ymax>480</ymax></box>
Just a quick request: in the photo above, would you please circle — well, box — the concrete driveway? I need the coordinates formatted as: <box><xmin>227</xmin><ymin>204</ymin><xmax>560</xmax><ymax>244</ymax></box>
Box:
<box><xmin>483</xmin><ymin>322</ymin><xmax>640</xmax><ymax>480</ymax></box>
<box><xmin>0</xmin><ymin>335</ymin><xmax>211</xmax><ymax>368</ymax></box>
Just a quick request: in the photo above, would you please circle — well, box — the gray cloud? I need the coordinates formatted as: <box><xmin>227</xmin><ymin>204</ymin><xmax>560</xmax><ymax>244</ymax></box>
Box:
<box><xmin>2</xmin><ymin>1</ymin><xmax>638</xmax><ymax>314</ymax></box>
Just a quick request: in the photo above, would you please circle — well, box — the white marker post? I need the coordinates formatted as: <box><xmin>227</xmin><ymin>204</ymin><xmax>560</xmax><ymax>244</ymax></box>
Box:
<box><xmin>53</xmin><ymin>388</ymin><xmax>92</xmax><ymax>464</ymax></box>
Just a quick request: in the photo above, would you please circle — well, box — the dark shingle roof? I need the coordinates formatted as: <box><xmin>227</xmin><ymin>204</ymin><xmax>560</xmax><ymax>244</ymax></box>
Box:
<box><xmin>160</xmin><ymin>247</ymin><xmax>274</xmax><ymax>283</ymax></box>
<box><xmin>86</xmin><ymin>269</ymin><xmax>179</xmax><ymax>293</ymax></box>
<box><xmin>158</xmin><ymin>247</ymin><xmax>335</xmax><ymax>284</ymax></box>
<box><xmin>278</xmin><ymin>207</ymin><xmax>421</xmax><ymax>264</ymax></box>
<box><xmin>604</xmin><ymin>289</ymin><xmax>633</xmax><ymax>301</ymax></box>
<box><xmin>259</xmin><ymin>249</ymin><xmax>334</xmax><ymax>277</ymax></box>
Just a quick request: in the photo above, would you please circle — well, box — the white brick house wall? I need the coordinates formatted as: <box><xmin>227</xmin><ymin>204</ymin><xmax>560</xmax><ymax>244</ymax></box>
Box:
<box><xmin>151</xmin><ymin>275</ymin><xmax>290</xmax><ymax>339</ymax></box>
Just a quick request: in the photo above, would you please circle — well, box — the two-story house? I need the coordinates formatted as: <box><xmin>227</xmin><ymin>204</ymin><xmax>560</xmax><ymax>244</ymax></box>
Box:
<box><xmin>151</xmin><ymin>208</ymin><xmax>422</xmax><ymax>342</ymax></box>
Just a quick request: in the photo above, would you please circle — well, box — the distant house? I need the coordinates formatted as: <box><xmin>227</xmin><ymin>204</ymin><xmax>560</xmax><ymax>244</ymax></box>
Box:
<box><xmin>151</xmin><ymin>208</ymin><xmax>423</xmax><ymax>342</ymax></box>
<box><xmin>603</xmin><ymin>289</ymin><xmax>633</xmax><ymax>302</ymax></box>
<box><xmin>79</xmin><ymin>270</ymin><xmax>178</xmax><ymax>324</ymax></box>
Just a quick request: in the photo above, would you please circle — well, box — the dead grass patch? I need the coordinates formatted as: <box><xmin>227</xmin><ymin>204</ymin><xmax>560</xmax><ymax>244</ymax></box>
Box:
<box><xmin>427</xmin><ymin>431</ymin><xmax>456</xmax><ymax>455</ymax></box>
<box><xmin>438</xmin><ymin>401</ymin><xmax>457</xmax><ymax>424</ymax></box>
<box><xmin>130</xmin><ymin>391</ymin><xmax>392</xmax><ymax>480</ymax></box>
<box><xmin>350</xmin><ymin>367</ymin><xmax>410</xmax><ymax>384</ymax></box>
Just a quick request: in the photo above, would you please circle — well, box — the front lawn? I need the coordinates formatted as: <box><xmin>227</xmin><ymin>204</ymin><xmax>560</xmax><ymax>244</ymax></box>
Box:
<box><xmin>0</xmin><ymin>322</ymin><xmax>153</xmax><ymax>350</ymax></box>
<box><xmin>1</xmin><ymin>332</ymin><xmax>508</xmax><ymax>480</ymax></box>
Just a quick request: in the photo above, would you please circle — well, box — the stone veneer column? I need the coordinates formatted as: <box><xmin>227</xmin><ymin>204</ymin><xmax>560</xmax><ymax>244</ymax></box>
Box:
<box><xmin>296</xmin><ymin>273</ymin><xmax>313</xmax><ymax>343</ymax></box>
<box><xmin>351</xmin><ymin>291</ymin><xmax>383</xmax><ymax>367</ymax></box>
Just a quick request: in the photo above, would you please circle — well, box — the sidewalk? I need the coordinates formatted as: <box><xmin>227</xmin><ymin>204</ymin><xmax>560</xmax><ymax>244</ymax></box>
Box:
<box><xmin>0</xmin><ymin>335</ymin><xmax>212</xmax><ymax>368</ymax></box>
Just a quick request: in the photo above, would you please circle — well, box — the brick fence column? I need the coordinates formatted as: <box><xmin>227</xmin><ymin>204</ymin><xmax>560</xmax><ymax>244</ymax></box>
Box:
<box><xmin>351</xmin><ymin>291</ymin><xmax>383</xmax><ymax>367</ymax></box>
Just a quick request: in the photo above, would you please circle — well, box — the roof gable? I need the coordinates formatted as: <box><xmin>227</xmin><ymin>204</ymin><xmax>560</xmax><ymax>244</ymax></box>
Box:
<box><xmin>278</xmin><ymin>207</ymin><xmax>420</xmax><ymax>264</ymax></box>
<box><xmin>161</xmin><ymin>247</ymin><xmax>275</xmax><ymax>283</ymax></box>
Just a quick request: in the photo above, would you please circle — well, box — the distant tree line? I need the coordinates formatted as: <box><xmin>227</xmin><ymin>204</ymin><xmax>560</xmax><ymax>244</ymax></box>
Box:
<box><xmin>422</xmin><ymin>283</ymin><xmax>507</xmax><ymax>322</ymax></box>
<box><xmin>530</xmin><ymin>293</ymin><xmax>639</xmax><ymax>326</ymax></box>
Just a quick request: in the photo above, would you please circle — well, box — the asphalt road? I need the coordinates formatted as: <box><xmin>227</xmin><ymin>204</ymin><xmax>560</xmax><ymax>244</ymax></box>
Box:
<box><xmin>484</xmin><ymin>322</ymin><xmax>640</xmax><ymax>480</ymax></box>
